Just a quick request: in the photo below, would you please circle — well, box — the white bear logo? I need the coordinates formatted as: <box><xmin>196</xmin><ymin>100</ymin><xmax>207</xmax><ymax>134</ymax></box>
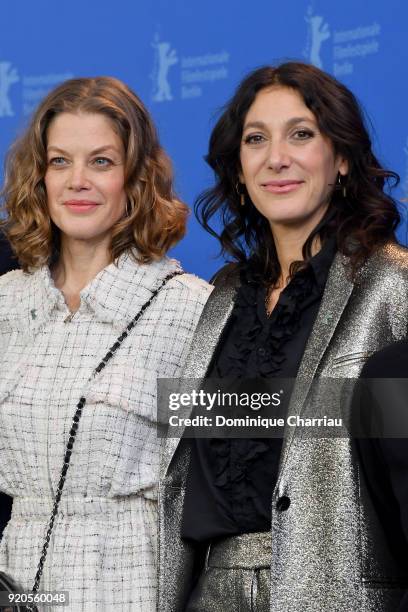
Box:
<box><xmin>151</xmin><ymin>35</ymin><xmax>178</xmax><ymax>102</ymax></box>
<box><xmin>0</xmin><ymin>62</ymin><xmax>19</xmax><ymax>117</ymax></box>
<box><xmin>305</xmin><ymin>7</ymin><xmax>330</xmax><ymax>69</ymax></box>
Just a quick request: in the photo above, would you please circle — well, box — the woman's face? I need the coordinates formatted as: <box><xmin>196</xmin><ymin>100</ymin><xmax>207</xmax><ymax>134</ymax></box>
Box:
<box><xmin>239</xmin><ymin>86</ymin><xmax>348</xmax><ymax>233</ymax></box>
<box><xmin>44</xmin><ymin>112</ymin><xmax>127</xmax><ymax>247</ymax></box>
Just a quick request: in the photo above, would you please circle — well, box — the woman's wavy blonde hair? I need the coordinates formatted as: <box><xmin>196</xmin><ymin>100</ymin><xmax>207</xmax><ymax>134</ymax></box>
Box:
<box><xmin>2</xmin><ymin>77</ymin><xmax>188</xmax><ymax>271</ymax></box>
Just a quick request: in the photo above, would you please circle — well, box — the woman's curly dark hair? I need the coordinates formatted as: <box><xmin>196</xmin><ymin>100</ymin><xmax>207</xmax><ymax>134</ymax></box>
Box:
<box><xmin>195</xmin><ymin>62</ymin><xmax>400</xmax><ymax>282</ymax></box>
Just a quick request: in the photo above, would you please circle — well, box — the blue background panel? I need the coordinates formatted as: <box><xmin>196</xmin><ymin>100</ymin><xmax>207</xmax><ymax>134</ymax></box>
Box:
<box><xmin>0</xmin><ymin>1</ymin><xmax>406</xmax><ymax>279</ymax></box>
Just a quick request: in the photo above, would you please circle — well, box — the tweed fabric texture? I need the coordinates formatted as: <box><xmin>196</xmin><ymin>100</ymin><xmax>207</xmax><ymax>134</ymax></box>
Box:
<box><xmin>159</xmin><ymin>243</ymin><xmax>408</xmax><ymax>612</ymax></box>
<box><xmin>0</xmin><ymin>252</ymin><xmax>211</xmax><ymax>611</ymax></box>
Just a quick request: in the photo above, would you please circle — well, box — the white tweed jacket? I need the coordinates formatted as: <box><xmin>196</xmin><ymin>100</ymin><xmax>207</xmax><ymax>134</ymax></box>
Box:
<box><xmin>0</xmin><ymin>251</ymin><xmax>212</xmax><ymax>611</ymax></box>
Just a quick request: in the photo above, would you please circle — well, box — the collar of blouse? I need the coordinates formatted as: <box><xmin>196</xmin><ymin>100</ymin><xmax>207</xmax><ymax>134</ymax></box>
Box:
<box><xmin>17</xmin><ymin>251</ymin><xmax>183</xmax><ymax>335</ymax></box>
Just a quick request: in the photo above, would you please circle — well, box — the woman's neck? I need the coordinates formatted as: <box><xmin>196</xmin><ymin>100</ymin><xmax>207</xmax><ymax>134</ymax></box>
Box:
<box><xmin>271</xmin><ymin>224</ymin><xmax>322</xmax><ymax>284</ymax></box>
<box><xmin>268</xmin><ymin>202</ymin><xmax>330</xmax><ymax>283</ymax></box>
<box><xmin>51</xmin><ymin>237</ymin><xmax>112</xmax><ymax>312</ymax></box>
<box><xmin>264</xmin><ymin>224</ymin><xmax>322</xmax><ymax>316</ymax></box>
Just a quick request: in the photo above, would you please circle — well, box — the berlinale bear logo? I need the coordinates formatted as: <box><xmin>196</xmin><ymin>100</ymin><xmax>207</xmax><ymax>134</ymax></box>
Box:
<box><xmin>151</xmin><ymin>34</ymin><xmax>178</xmax><ymax>102</ymax></box>
<box><xmin>304</xmin><ymin>6</ymin><xmax>330</xmax><ymax>69</ymax></box>
<box><xmin>0</xmin><ymin>61</ymin><xmax>19</xmax><ymax>117</ymax></box>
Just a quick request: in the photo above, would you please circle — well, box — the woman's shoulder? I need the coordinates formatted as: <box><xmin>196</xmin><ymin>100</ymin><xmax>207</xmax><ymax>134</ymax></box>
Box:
<box><xmin>0</xmin><ymin>270</ymin><xmax>33</xmax><ymax>321</ymax></box>
<box><xmin>152</xmin><ymin>270</ymin><xmax>213</xmax><ymax>329</ymax></box>
<box><xmin>362</xmin><ymin>242</ymin><xmax>408</xmax><ymax>284</ymax></box>
<box><xmin>0</xmin><ymin>269</ymin><xmax>41</xmax><ymax>319</ymax></box>
<box><xmin>0</xmin><ymin>269</ymin><xmax>34</xmax><ymax>295</ymax></box>
<box><xmin>118</xmin><ymin>253</ymin><xmax>213</xmax><ymax>304</ymax></box>
<box><xmin>372</xmin><ymin>242</ymin><xmax>408</xmax><ymax>271</ymax></box>
<box><xmin>166</xmin><ymin>271</ymin><xmax>213</xmax><ymax>304</ymax></box>
<box><xmin>210</xmin><ymin>262</ymin><xmax>240</xmax><ymax>286</ymax></box>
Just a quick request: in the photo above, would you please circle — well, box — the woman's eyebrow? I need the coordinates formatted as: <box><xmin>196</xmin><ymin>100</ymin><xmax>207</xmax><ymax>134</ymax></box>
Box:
<box><xmin>47</xmin><ymin>145</ymin><xmax>121</xmax><ymax>154</ymax></box>
<box><xmin>243</xmin><ymin>116</ymin><xmax>316</xmax><ymax>131</ymax></box>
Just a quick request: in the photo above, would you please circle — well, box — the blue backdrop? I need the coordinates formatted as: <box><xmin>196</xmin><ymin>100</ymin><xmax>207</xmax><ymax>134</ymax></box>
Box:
<box><xmin>1</xmin><ymin>0</ymin><xmax>407</xmax><ymax>279</ymax></box>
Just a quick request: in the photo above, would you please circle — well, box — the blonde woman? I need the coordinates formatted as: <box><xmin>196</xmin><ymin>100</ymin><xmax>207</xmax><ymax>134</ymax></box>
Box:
<box><xmin>0</xmin><ymin>77</ymin><xmax>211</xmax><ymax>611</ymax></box>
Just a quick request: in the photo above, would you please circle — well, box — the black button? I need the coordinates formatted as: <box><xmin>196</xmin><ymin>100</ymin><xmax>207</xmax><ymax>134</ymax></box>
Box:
<box><xmin>276</xmin><ymin>496</ymin><xmax>291</xmax><ymax>511</ymax></box>
<box><xmin>257</xmin><ymin>347</ymin><xmax>266</xmax><ymax>356</ymax></box>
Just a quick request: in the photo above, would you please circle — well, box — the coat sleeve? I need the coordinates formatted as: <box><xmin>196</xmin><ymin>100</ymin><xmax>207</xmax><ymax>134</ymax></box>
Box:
<box><xmin>355</xmin><ymin>340</ymin><xmax>408</xmax><ymax>611</ymax></box>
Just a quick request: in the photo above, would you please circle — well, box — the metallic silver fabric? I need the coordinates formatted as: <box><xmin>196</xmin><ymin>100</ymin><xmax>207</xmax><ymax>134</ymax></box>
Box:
<box><xmin>158</xmin><ymin>244</ymin><xmax>408</xmax><ymax>612</ymax></box>
<box><xmin>158</xmin><ymin>266</ymin><xmax>239</xmax><ymax>612</ymax></box>
<box><xmin>186</xmin><ymin>533</ymin><xmax>271</xmax><ymax>612</ymax></box>
<box><xmin>160</xmin><ymin>265</ymin><xmax>239</xmax><ymax>476</ymax></box>
<box><xmin>206</xmin><ymin>532</ymin><xmax>271</xmax><ymax>568</ymax></box>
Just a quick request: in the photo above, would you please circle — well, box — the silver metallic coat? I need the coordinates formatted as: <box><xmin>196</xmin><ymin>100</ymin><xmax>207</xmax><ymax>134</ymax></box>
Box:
<box><xmin>158</xmin><ymin>244</ymin><xmax>408</xmax><ymax>612</ymax></box>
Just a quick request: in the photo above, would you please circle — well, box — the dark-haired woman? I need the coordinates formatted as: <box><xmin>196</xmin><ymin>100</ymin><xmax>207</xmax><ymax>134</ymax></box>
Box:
<box><xmin>159</xmin><ymin>62</ymin><xmax>408</xmax><ymax>612</ymax></box>
<box><xmin>0</xmin><ymin>77</ymin><xmax>211</xmax><ymax>611</ymax></box>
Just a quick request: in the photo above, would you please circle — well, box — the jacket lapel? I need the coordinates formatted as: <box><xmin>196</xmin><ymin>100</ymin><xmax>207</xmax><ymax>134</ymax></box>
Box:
<box><xmin>161</xmin><ymin>268</ymin><xmax>239</xmax><ymax>475</ymax></box>
<box><xmin>277</xmin><ymin>252</ymin><xmax>355</xmax><ymax>475</ymax></box>
<box><xmin>162</xmin><ymin>253</ymin><xmax>355</xmax><ymax>478</ymax></box>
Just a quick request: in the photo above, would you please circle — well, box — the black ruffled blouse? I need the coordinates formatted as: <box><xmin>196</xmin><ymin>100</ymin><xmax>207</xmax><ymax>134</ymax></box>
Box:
<box><xmin>181</xmin><ymin>239</ymin><xmax>337</xmax><ymax>542</ymax></box>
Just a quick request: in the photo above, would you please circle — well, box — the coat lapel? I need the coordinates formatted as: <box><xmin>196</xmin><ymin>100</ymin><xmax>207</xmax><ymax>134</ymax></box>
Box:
<box><xmin>162</xmin><ymin>253</ymin><xmax>355</xmax><ymax>478</ymax></box>
<box><xmin>161</xmin><ymin>268</ymin><xmax>239</xmax><ymax>476</ymax></box>
<box><xmin>277</xmin><ymin>252</ymin><xmax>355</xmax><ymax>475</ymax></box>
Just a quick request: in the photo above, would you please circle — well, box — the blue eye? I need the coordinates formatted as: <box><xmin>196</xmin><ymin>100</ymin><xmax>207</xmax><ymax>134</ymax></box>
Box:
<box><xmin>49</xmin><ymin>157</ymin><xmax>67</xmax><ymax>166</ymax></box>
<box><xmin>93</xmin><ymin>157</ymin><xmax>112</xmax><ymax>167</ymax></box>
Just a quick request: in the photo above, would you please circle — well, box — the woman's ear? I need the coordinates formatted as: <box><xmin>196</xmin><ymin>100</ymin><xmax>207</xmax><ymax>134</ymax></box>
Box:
<box><xmin>338</xmin><ymin>157</ymin><xmax>349</xmax><ymax>177</ymax></box>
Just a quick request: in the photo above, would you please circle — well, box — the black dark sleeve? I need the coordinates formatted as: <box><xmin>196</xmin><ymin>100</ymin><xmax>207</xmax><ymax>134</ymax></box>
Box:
<box><xmin>0</xmin><ymin>231</ymin><xmax>18</xmax><ymax>275</ymax></box>
<box><xmin>0</xmin><ymin>231</ymin><xmax>16</xmax><ymax>534</ymax></box>
<box><xmin>0</xmin><ymin>494</ymin><xmax>12</xmax><ymax>540</ymax></box>
<box><xmin>356</xmin><ymin>340</ymin><xmax>408</xmax><ymax>611</ymax></box>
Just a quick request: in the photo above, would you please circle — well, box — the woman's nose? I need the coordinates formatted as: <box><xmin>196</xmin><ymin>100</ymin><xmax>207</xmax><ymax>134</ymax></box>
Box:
<box><xmin>67</xmin><ymin>163</ymin><xmax>91</xmax><ymax>190</ymax></box>
<box><xmin>265</xmin><ymin>140</ymin><xmax>291</xmax><ymax>172</ymax></box>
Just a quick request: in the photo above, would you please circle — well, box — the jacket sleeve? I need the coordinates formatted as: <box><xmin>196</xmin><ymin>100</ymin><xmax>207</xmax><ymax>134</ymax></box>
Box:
<box><xmin>355</xmin><ymin>340</ymin><xmax>408</xmax><ymax>611</ymax></box>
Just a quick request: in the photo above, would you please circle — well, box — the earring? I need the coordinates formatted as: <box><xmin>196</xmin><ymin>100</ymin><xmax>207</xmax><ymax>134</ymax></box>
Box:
<box><xmin>337</xmin><ymin>174</ymin><xmax>347</xmax><ymax>198</ymax></box>
<box><xmin>235</xmin><ymin>182</ymin><xmax>246</xmax><ymax>206</ymax></box>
